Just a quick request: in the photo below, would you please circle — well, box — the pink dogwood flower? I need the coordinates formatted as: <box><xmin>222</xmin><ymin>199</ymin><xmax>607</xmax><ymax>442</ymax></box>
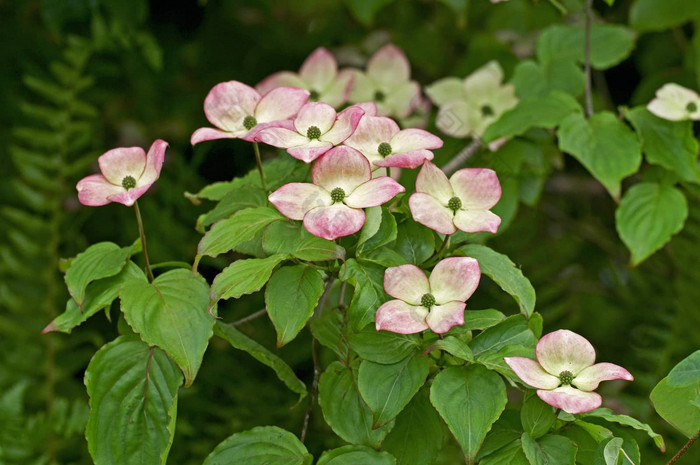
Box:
<box><xmin>255</xmin><ymin>102</ymin><xmax>365</xmax><ymax>163</ymax></box>
<box><xmin>647</xmin><ymin>83</ymin><xmax>700</xmax><ymax>121</ymax></box>
<box><xmin>191</xmin><ymin>81</ymin><xmax>309</xmax><ymax>144</ymax></box>
<box><xmin>505</xmin><ymin>330</ymin><xmax>634</xmax><ymax>414</ymax></box>
<box><xmin>409</xmin><ymin>161</ymin><xmax>501</xmax><ymax>235</ymax></box>
<box><xmin>348</xmin><ymin>44</ymin><xmax>421</xmax><ymax>118</ymax></box>
<box><xmin>343</xmin><ymin>113</ymin><xmax>443</xmax><ymax>169</ymax></box>
<box><xmin>268</xmin><ymin>146</ymin><xmax>405</xmax><ymax>240</ymax></box>
<box><xmin>257</xmin><ymin>47</ymin><xmax>353</xmax><ymax>108</ymax></box>
<box><xmin>375</xmin><ymin>257</ymin><xmax>481</xmax><ymax>334</ymax></box>
<box><xmin>76</xmin><ymin>139</ymin><xmax>167</xmax><ymax>207</ymax></box>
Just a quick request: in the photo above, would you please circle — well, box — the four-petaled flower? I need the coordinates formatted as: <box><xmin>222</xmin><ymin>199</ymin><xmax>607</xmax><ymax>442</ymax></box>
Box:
<box><xmin>343</xmin><ymin>112</ymin><xmax>443</xmax><ymax>169</ymax></box>
<box><xmin>268</xmin><ymin>146</ymin><xmax>405</xmax><ymax>240</ymax></box>
<box><xmin>76</xmin><ymin>140</ymin><xmax>168</xmax><ymax>207</ymax></box>
<box><xmin>375</xmin><ymin>257</ymin><xmax>481</xmax><ymax>334</ymax></box>
<box><xmin>191</xmin><ymin>81</ymin><xmax>309</xmax><ymax>144</ymax></box>
<box><xmin>647</xmin><ymin>83</ymin><xmax>700</xmax><ymax>121</ymax></box>
<box><xmin>505</xmin><ymin>330</ymin><xmax>634</xmax><ymax>414</ymax></box>
<box><xmin>348</xmin><ymin>44</ymin><xmax>421</xmax><ymax>118</ymax></box>
<box><xmin>409</xmin><ymin>161</ymin><xmax>501</xmax><ymax>235</ymax></box>
<box><xmin>257</xmin><ymin>47</ymin><xmax>354</xmax><ymax>108</ymax></box>
<box><xmin>255</xmin><ymin>102</ymin><xmax>365</xmax><ymax>163</ymax></box>
<box><xmin>426</xmin><ymin>61</ymin><xmax>517</xmax><ymax>138</ymax></box>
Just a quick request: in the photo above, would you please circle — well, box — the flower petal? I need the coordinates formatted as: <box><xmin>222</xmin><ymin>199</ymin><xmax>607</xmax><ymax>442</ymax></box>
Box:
<box><xmin>462</xmin><ymin>61</ymin><xmax>505</xmax><ymax>97</ymax></box>
<box><xmin>255</xmin><ymin>127</ymin><xmax>309</xmax><ymax>149</ymax></box>
<box><xmin>390</xmin><ymin>128</ymin><xmax>443</xmax><ymax>152</ymax></box>
<box><xmin>312</xmin><ymin>146</ymin><xmax>371</xmax><ymax>193</ymax></box>
<box><xmin>429</xmin><ymin>257</ymin><xmax>480</xmax><ymax>303</ymax></box>
<box><xmin>436</xmin><ymin>101</ymin><xmax>481</xmax><ymax>138</ymax></box>
<box><xmin>450</xmin><ymin>168</ymin><xmax>501</xmax><ymax>210</ymax></box>
<box><xmin>375</xmin><ymin>300</ymin><xmax>429</xmax><ymax>334</ymax></box>
<box><xmin>504</xmin><ymin>357</ymin><xmax>561</xmax><ymax>390</ymax></box>
<box><xmin>536</xmin><ymin>329</ymin><xmax>596</xmax><ymax>377</ymax></box>
<box><xmin>76</xmin><ymin>174</ymin><xmax>123</xmax><ymax>207</ymax></box>
<box><xmin>255</xmin><ymin>86</ymin><xmax>310</xmax><ymax>123</ymax></box>
<box><xmin>287</xmin><ymin>140</ymin><xmax>334</xmax><ymax>163</ymax></box>
<box><xmin>303</xmin><ymin>204</ymin><xmax>366</xmax><ymax>240</ymax></box>
<box><xmin>367</xmin><ymin>44</ymin><xmax>411</xmax><ymax>88</ymax></box>
<box><xmin>453</xmin><ymin>209</ymin><xmax>501</xmax><ymax>234</ymax></box>
<box><xmin>425</xmin><ymin>77</ymin><xmax>464</xmax><ymax>106</ymax></box>
<box><xmin>426</xmin><ymin>301</ymin><xmax>466</xmax><ymax>334</ymax></box>
<box><xmin>408</xmin><ymin>193</ymin><xmax>456</xmax><ymax>235</ymax></box>
<box><xmin>139</xmin><ymin>139</ymin><xmax>167</xmax><ymax>186</ymax></box>
<box><xmin>107</xmin><ymin>184</ymin><xmax>153</xmax><ymax>207</ymax></box>
<box><xmin>294</xmin><ymin>102</ymin><xmax>337</xmax><ymax>135</ymax></box>
<box><xmin>573</xmin><ymin>363</ymin><xmax>634</xmax><ymax>391</ymax></box>
<box><xmin>415</xmin><ymin>161</ymin><xmax>453</xmax><ymax>203</ymax></box>
<box><xmin>203</xmin><ymin>81</ymin><xmax>259</xmax><ymax>131</ymax></box>
<box><xmin>383</xmin><ymin>264</ymin><xmax>430</xmax><ymax>305</ymax></box>
<box><xmin>344</xmin><ymin>177</ymin><xmax>405</xmax><ymax>208</ymax></box>
<box><xmin>268</xmin><ymin>183</ymin><xmax>331</xmax><ymax>220</ymax></box>
<box><xmin>322</xmin><ymin>104</ymin><xmax>365</xmax><ymax>145</ymax></box>
<box><xmin>347</xmin><ymin>70</ymin><xmax>375</xmax><ymax>103</ymax></box>
<box><xmin>299</xmin><ymin>47</ymin><xmax>337</xmax><ymax>91</ymax></box>
<box><xmin>191</xmin><ymin>127</ymin><xmax>244</xmax><ymax>145</ymax></box>
<box><xmin>344</xmin><ymin>115</ymin><xmax>399</xmax><ymax>156</ymax></box>
<box><xmin>321</xmin><ymin>69</ymin><xmax>354</xmax><ymax>108</ymax></box>
<box><xmin>98</xmin><ymin>147</ymin><xmax>146</xmax><ymax>185</ymax></box>
<box><xmin>537</xmin><ymin>386</ymin><xmax>602</xmax><ymax>415</ymax></box>
<box><xmin>256</xmin><ymin>71</ymin><xmax>306</xmax><ymax>95</ymax></box>
<box><xmin>244</xmin><ymin>119</ymin><xmax>297</xmax><ymax>142</ymax></box>
<box><xmin>373</xmin><ymin>150</ymin><xmax>434</xmax><ymax>169</ymax></box>
<box><xmin>383</xmin><ymin>80</ymin><xmax>421</xmax><ymax>118</ymax></box>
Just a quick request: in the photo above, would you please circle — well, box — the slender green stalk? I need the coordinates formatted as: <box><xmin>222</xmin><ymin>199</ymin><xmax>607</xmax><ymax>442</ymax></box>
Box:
<box><xmin>584</xmin><ymin>0</ymin><xmax>594</xmax><ymax>117</ymax></box>
<box><xmin>134</xmin><ymin>200</ymin><xmax>155</xmax><ymax>283</ymax></box>
<box><xmin>150</xmin><ymin>261</ymin><xmax>192</xmax><ymax>270</ymax></box>
<box><xmin>253</xmin><ymin>142</ymin><xmax>266</xmax><ymax>190</ymax></box>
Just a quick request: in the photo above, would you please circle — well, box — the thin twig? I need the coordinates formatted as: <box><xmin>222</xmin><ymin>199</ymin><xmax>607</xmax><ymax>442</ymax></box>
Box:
<box><xmin>666</xmin><ymin>431</ymin><xmax>700</xmax><ymax>465</ymax></box>
<box><xmin>441</xmin><ymin>138</ymin><xmax>482</xmax><ymax>176</ymax></box>
<box><xmin>231</xmin><ymin>308</ymin><xmax>267</xmax><ymax>326</ymax></box>
<box><xmin>584</xmin><ymin>0</ymin><xmax>594</xmax><ymax>118</ymax></box>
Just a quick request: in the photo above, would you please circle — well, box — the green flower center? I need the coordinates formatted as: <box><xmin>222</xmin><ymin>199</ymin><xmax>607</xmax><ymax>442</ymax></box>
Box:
<box><xmin>421</xmin><ymin>293</ymin><xmax>436</xmax><ymax>309</ymax></box>
<box><xmin>330</xmin><ymin>187</ymin><xmax>346</xmax><ymax>203</ymax></box>
<box><xmin>309</xmin><ymin>89</ymin><xmax>320</xmax><ymax>101</ymax></box>
<box><xmin>447</xmin><ymin>196</ymin><xmax>462</xmax><ymax>213</ymax></box>
<box><xmin>481</xmin><ymin>105</ymin><xmax>494</xmax><ymax>117</ymax></box>
<box><xmin>121</xmin><ymin>175</ymin><xmax>137</xmax><ymax>190</ymax></box>
<box><xmin>307</xmin><ymin>125</ymin><xmax>322</xmax><ymax>140</ymax></box>
<box><xmin>687</xmin><ymin>102</ymin><xmax>698</xmax><ymax>113</ymax></box>
<box><xmin>378</xmin><ymin>142</ymin><xmax>392</xmax><ymax>157</ymax></box>
<box><xmin>559</xmin><ymin>370</ymin><xmax>574</xmax><ymax>386</ymax></box>
<box><xmin>243</xmin><ymin>115</ymin><xmax>258</xmax><ymax>130</ymax></box>
<box><xmin>374</xmin><ymin>90</ymin><xmax>386</xmax><ymax>102</ymax></box>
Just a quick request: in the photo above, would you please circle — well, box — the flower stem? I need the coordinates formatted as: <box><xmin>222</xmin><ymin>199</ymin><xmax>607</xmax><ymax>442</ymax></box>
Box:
<box><xmin>253</xmin><ymin>142</ymin><xmax>266</xmax><ymax>190</ymax></box>
<box><xmin>584</xmin><ymin>0</ymin><xmax>594</xmax><ymax>118</ymax></box>
<box><xmin>666</xmin><ymin>431</ymin><xmax>700</xmax><ymax>465</ymax></box>
<box><xmin>134</xmin><ymin>200</ymin><xmax>154</xmax><ymax>283</ymax></box>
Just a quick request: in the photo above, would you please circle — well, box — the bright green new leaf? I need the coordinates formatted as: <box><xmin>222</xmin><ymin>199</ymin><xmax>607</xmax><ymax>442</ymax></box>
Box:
<box><xmin>202</xmin><ymin>425</ymin><xmax>312</xmax><ymax>465</ymax></box>
<box><xmin>120</xmin><ymin>269</ymin><xmax>214</xmax><ymax>387</ymax></box>
<box><xmin>581</xmin><ymin>408</ymin><xmax>665</xmax><ymax>451</ymax></box>
<box><xmin>430</xmin><ymin>365</ymin><xmax>507</xmax><ymax>463</ymax></box>
<box><xmin>425</xmin><ymin>336</ymin><xmax>474</xmax><ymax>362</ymax></box>
<box><xmin>317</xmin><ymin>445</ymin><xmax>396</xmax><ymax>465</ymax></box>
<box><xmin>558</xmin><ymin>112</ymin><xmax>642</xmax><ymax>200</ymax></box>
<box><xmin>668</xmin><ymin>350</ymin><xmax>700</xmax><ymax>387</ymax></box>
<box><xmin>651</xmin><ymin>375</ymin><xmax>700</xmax><ymax>438</ymax></box>
<box><xmin>470</xmin><ymin>315</ymin><xmax>537</xmax><ymax>357</ymax></box>
<box><xmin>348</xmin><ymin>324</ymin><xmax>422</xmax><ymax>364</ymax></box>
<box><xmin>265</xmin><ymin>265</ymin><xmax>325</xmax><ymax>347</ymax></box>
<box><xmin>211</xmin><ymin>254</ymin><xmax>287</xmax><ymax>302</ymax></box>
<box><xmin>464</xmin><ymin>309</ymin><xmax>506</xmax><ymax>331</ymax></box>
<box><xmin>521</xmin><ymin>433</ymin><xmax>577</xmax><ymax>465</ymax></box>
<box><xmin>615</xmin><ymin>182</ymin><xmax>688</xmax><ymax>265</ymax></box>
<box><xmin>195</xmin><ymin>185</ymin><xmax>268</xmax><ymax>232</ymax></box>
<box><xmin>85</xmin><ymin>337</ymin><xmax>182</xmax><ymax>465</ymax></box>
<box><xmin>197</xmin><ymin>207</ymin><xmax>284</xmax><ymax>258</ymax></box>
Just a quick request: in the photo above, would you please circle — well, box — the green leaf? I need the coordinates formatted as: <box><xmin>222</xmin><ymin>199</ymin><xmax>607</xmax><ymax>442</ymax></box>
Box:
<box><xmin>360</xmin><ymin>247</ymin><xmax>408</xmax><ymax>267</ymax></box>
<box><xmin>195</xmin><ymin>185</ymin><xmax>268</xmax><ymax>232</ymax></box>
<box><xmin>630</xmin><ymin>0</ymin><xmax>700</xmax><ymax>32</ymax></box>
<box><xmin>202</xmin><ymin>425</ymin><xmax>312</xmax><ymax>465</ymax></box>
<box><xmin>85</xmin><ymin>337</ymin><xmax>182</xmax><ymax>465</ymax></box>
<box><xmin>45</xmin><ymin>261</ymin><xmax>142</xmax><ymax>334</ymax></box>
<box><xmin>317</xmin><ymin>445</ymin><xmax>396</xmax><ymax>465</ymax></box>
<box><xmin>580</xmin><ymin>408</ymin><xmax>666</xmax><ymax>451</ymax></box>
<box><xmin>483</xmin><ymin>91</ymin><xmax>582</xmax><ymax>143</ymax></box>
<box><xmin>383</xmin><ymin>389</ymin><xmax>446</xmax><ymax>465</ymax></box>
<box><xmin>262</xmin><ymin>221</ymin><xmax>345</xmax><ymax>261</ymax></box>
<box><xmin>477</xmin><ymin>410</ymin><xmax>523</xmax><ymax>461</ymax></box>
<box><xmin>470</xmin><ymin>315</ymin><xmax>537</xmax><ymax>357</ymax></box>
<box><xmin>348</xmin><ymin>325</ymin><xmax>422</xmax><ymax>364</ymax></box>
<box><xmin>319</xmin><ymin>361</ymin><xmax>394</xmax><ymax>448</ymax></box>
<box><xmin>668</xmin><ymin>350</ymin><xmax>700</xmax><ymax>387</ymax></box>
<box><xmin>573</xmin><ymin>420</ymin><xmax>614</xmax><ymax>443</ymax></box>
<box><xmin>64</xmin><ymin>242</ymin><xmax>133</xmax><ymax>307</ymax></box>
<box><xmin>394</xmin><ymin>219</ymin><xmax>435</xmax><ymax>265</ymax></box>
<box><xmin>211</xmin><ymin>254</ymin><xmax>287</xmax><ymax>302</ymax></box>
<box><xmin>558</xmin><ymin>112</ymin><xmax>642</xmax><ymax>200</ymax></box>
<box><xmin>213</xmin><ymin>321</ymin><xmax>307</xmax><ymax>398</ymax></box>
<box><xmin>593</xmin><ymin>437</ymin><xmax>624</xmax><ymax>465</ymax></box>
<box><xmin>310</xmin><ymin>309</ymin><xmax>349</xmax><ymax>359</ymax></box>
<box><xmin>265</xmin><ymin>265</ymin><xmax>325</xmax><ymax>347</ymax></box>
<box><xmin>120</xmin><ymin>269</ymin><xmax>214</xmax><ymax>387</ymax></box>
<box><xmin>340</xmin><ymin>259</ymin><xmax>388</xmax><ymax>331</ymax></box>
<box><xmin>651</xmin><ymin>375</ymin><xmax>700</xmax><ymax>438</ymax></box>
<box><xmin>358</xmin><ymin>354</ymin><xmax>431</xmax><ymax>427</ymax></box>
<box><xmin>344</xmin><ymin>0</ymin><xmax>395</xmax><ymax>26</ymax></box>
<box><xmin>480</xmin><ymin>440</ymin><xmax>529</xmax><ymax>465</ymax></box>
<box><xmin>358</xmin><ymin>206</ymin><xmax>397</xmax><ymax>255</ymax></box>
<box><xmin>197</xmin><ymin>207</ymin><xmax>284</xmax><ymax>258</ymax></box>
<box><xmin>537</xmin><ymin>24</ymin><xmax>636</xmax><ymax>70</ymax></box>
<box><xmin>626</xmin><ymin>107</ymin><xmax>700</xmax><ymax>183</ymax></box>
<box><xmin>521</xmin><ymin>395</ymin><xmax>556</xmax><ymax>439</ymax></box>
<box><xmin>430</xmin><ymin>365</ymin><xmax>507</xmax><ymax>463</ymax></box>
<box><xmin>425</xmin><ymin>336</ymin><xmax>474</xmax><ymax>362</ymax></box>
<box><xmin>459</xmin><ymin>245</ymin><xmax>536</xmax><ymax>318</ymax></box>
<box><xmin>521</xmin><ymin>433</ymin><xmax>577</xmax><ymax>465</ymax></box>
<box><xmin>464</xmin><ymin>309</ymin><xmax>506</xmax><ymax>331</ymax></box>
<box><xmin>615</xmin><ymin>182</ymin><xmax>688</xmax><ymax>265</ymax></box>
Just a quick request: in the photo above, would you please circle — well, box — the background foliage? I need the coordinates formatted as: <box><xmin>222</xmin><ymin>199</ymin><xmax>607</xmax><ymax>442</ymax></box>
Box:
<box><xmin>0</xmin><ymin>0</ymin><xmax>698</xmax><ymax>463</ymax></box>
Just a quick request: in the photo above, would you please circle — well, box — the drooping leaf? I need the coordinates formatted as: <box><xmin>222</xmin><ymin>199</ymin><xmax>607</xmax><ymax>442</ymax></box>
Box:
<box><xmin>317</xmin><ymin>445</ymin><xmax>396</xmax><ymax>465</ymax></box>
<box><xmin>592</xmin><ymin>437</ymin><xmax>624</xmax><ymax>465</ymax></box>
<box><xmin>357</xmin><ymin>206</ymin><xmax>397</xmax><ymax>255</ymax></box>
<box><xmin>85</xmin><ymin>337</ymin><xmax>182</xmax><ymax>465</ymax></box>
<box><xmin>211</xmin><ymin>254</ymin><xmax>287</xmax><ymax>302</ymax></box>
<box><xmin>197</xmin><ymin>207</ymin><xmax>284</xmax><ymax>258</ymax></box>
<box><xmin>581</xmin><ymin>408</ymin><xmax>665</xmax><ymax>451</ymax></box>
<box><xmin>202</xmin><ymin>425</ymin><xmax>312</xmax><ymax>465</ymax></box>
<box><xmin>120</xmin><ymin>269</ymin><xmax>214</xmax><ymax>387</ymax></box>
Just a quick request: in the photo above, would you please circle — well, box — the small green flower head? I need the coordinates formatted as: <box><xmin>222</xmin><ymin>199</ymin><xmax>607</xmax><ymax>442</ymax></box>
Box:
<box><xmin>330</xmin><ymin>187</ymin><xmax>346</xmax><ymax>203</ymax></box>
<box><xmin>378</xmin><ymin>142</ymin><xmax>392</xmax><ymax>157</ymax></box>
<box><xmin>687</xmin><ymin>102</ymin><xmax>698</xmax><ymax>113</ymax></box>
<box><xmin>447</xmin><ymin>196</ymin><xmax>462</xmax><ymax>213</ymax></box>
<box><xmin>481</xmin><ymin>105</ymin><xmax>494</xmax><ymax>117</ymax></box>
<box><xmin>307</xmin><ymin>125</ymin><xmax>322</xmax><ymax>140</ymax></box>
<box><xmin>121</xmin><ymin>176</ymin><xmax>137</xmax><ymax>190</ymax></box>
<box><xmin>309</xmin><ymin>89</ymin><xmax>320</xmax><ymax>101</ymax></box>
<box><xmin>420</xmin><ymin>293</ymin><xmax>436</xmax><ymax>309</ymax></box>
<box><xmin>374</xmin><ymin>90</ymin><xmax>386</xmax><ymax>102</ymax></box>
<box><xmin>559</xmin><ymin>370</ymin><xmax>574</xmax><ymax>386</ymax></box>
<box><xmin>243</xmin><ymin>115</ymin><xmax>258</xmax><ymax>130</ymax></box>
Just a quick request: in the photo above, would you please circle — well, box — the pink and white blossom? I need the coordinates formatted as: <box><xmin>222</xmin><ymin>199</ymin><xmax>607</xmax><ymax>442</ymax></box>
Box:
<box><xmin>647</xmin><ymin>83</ymin><xmax>700</xmax><ymax>121</ymax></box>
<box><xmin>409</xmin><ymin>161</ymin><xmax>501</xmax><ymax>235</ymax></box>
<box><xmin>268</xmin><ymin>146</ymin><xmax>405</xmax><ymax>240</ymax></box>
<box><xmin>191</xmin><ymin>81</ymin><xmax>309</xmax><ymax>144</ymax></box>
<box><xmin>343</xmin><ymin>113</ymin><xmax>443</xmax><ymax>169</ymax></box>
<box><xmin>505</xmin><ymin>330</ymin><xmax>634</xmax><ymax>414</ymax></box>
<box><xmin>76</xmin><ymin>140</ymin><xmax>167</xmax><ymax>207</ymax></box>
<box><xmin>257</xmin><ymin>47</ymin><xmax>354</xmax><ymax>108</ymax></box>
<box><xmin>255</xmin><ymin>102</ymin><xmax>364</xmax><ymax>163</ymax></box>
<box><xmin>375</xmin><ymin>257</ymin><xmax>481</xmax><ymax>334</ymax></box>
